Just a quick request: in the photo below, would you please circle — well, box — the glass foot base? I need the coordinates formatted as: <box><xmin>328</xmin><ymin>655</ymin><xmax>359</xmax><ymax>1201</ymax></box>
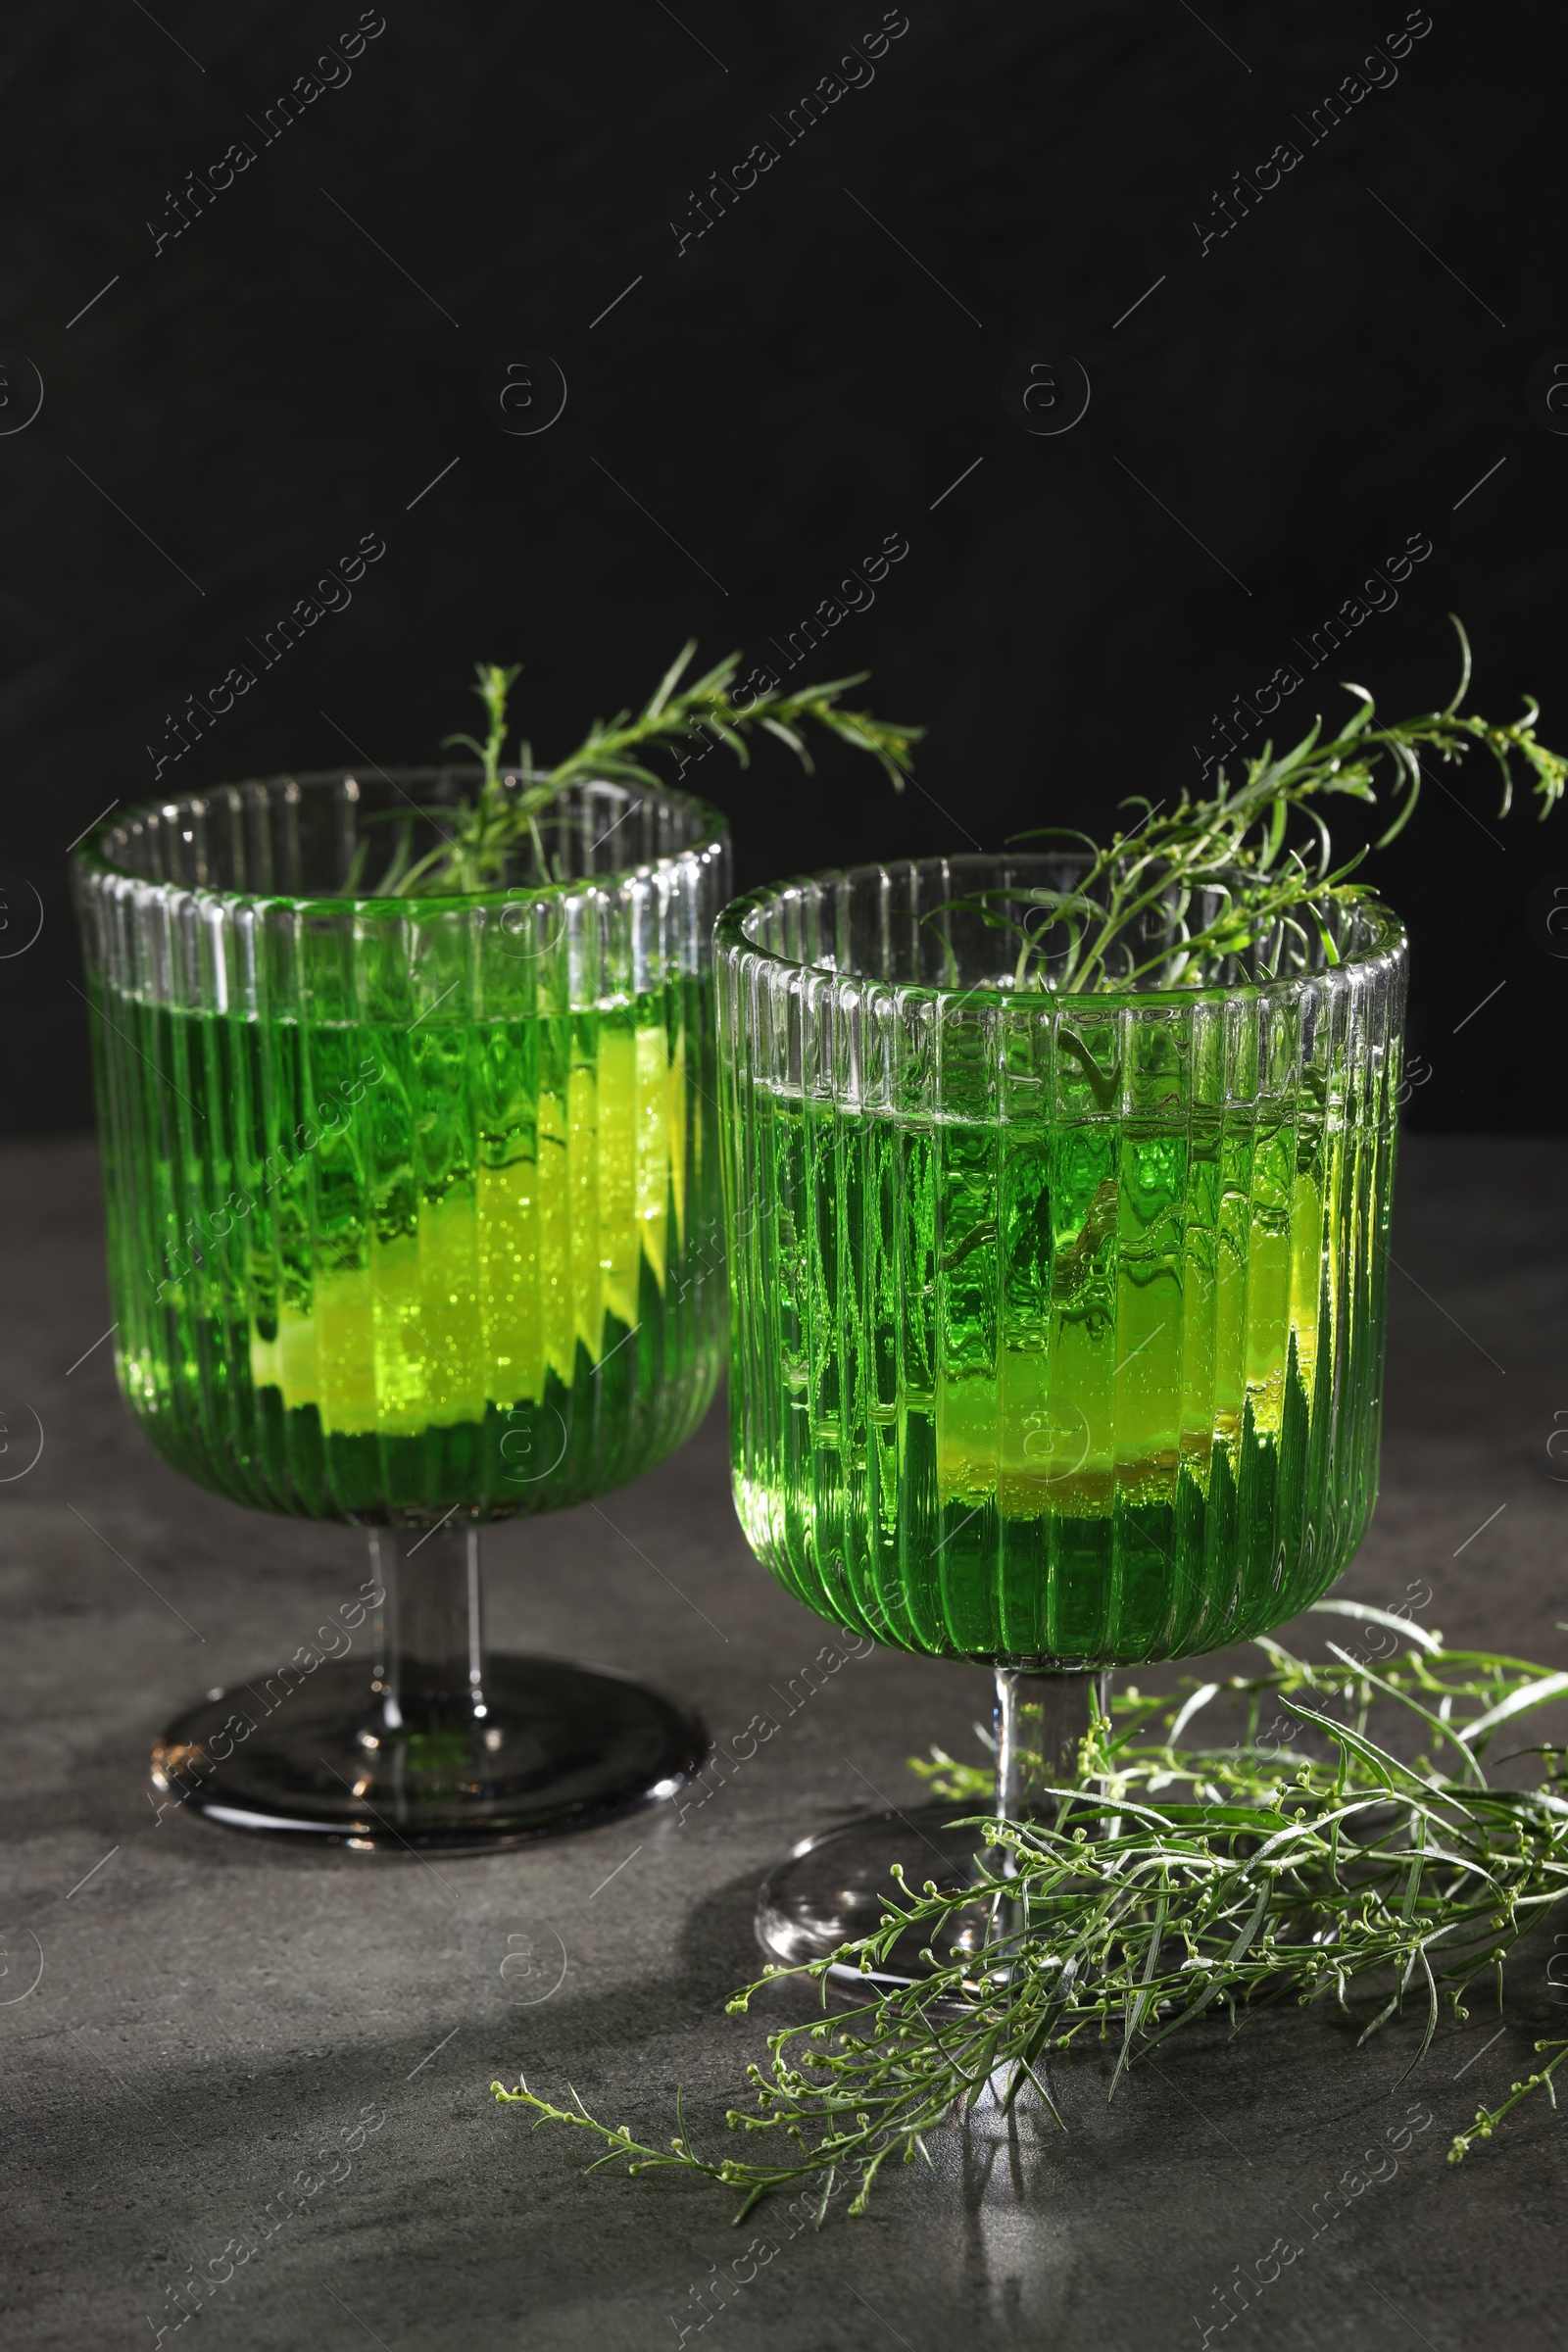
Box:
<box><xmin>152</xmin><ymin>1655</ymin><xmax>707</xmax><ymax>1851</ymax></box>
<box><xmin>756</xmin><ymin>1804</ymin><xmax>999</xmax><ymax>1987</ymax></box>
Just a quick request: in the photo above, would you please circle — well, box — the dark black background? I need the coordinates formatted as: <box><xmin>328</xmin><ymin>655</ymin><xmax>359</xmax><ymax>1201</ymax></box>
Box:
<box><xmin>5</xmin><ymin>0</ymin><xmax>1565</xmax><ymax>1133</ymax></box>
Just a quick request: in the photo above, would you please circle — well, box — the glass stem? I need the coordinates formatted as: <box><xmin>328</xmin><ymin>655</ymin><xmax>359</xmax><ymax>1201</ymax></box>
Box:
<box><xmin>994</xmin><ymin>1668</ymin><xmax>1109</xmax><ymax>1824</ymax></box>
<box><xmin>369</xmin><ymin>1524</ymin><xmax>486</xmax><ymax>1730</ymax></box>
<box><xmin>991</xmin><ymin>1667</ymin><xmax>1109</xmax><ymax>1959</ymax></box>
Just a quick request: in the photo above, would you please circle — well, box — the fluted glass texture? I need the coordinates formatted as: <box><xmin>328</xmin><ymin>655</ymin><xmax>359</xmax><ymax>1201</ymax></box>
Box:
<box><xmin>717</xmin><ymin>858</ymin><xmax>1406</xmax><ymax>1668</ymax></box>
<box><xmin>73</xmin><ymin>770</ymin><xmax>729</xmax><ymax>1524</ymax></box>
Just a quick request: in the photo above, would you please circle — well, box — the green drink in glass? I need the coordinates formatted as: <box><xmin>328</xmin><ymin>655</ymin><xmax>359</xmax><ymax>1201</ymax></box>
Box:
<box><xmin>105</xmin><ymin>975</ymin><xmax>708</xmax><ymax>1519</ymax></box>
<box><xmin>716</xmin><ymin>855</ymin><xmax>1404</xmax><ymax>1966</ymax></box>
<box><xmin>73</xmin><ymin>767</ymin><xmax>728</xmax><ymax>1847</ymax></box>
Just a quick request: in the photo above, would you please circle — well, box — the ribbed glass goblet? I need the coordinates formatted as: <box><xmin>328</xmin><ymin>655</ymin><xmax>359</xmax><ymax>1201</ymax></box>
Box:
<box><xmin>715</xmin><ymin>855</ymin><xmax>1405</xmax><ymax>1970</ymax></box>
<box><xmin>72</xmin><ymin>767</ymin><xmax>728</xmax><ymax>1848</ymax></box>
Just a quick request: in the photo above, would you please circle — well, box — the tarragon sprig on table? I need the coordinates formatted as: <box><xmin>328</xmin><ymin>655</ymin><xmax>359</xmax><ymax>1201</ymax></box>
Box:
<box><xmin>965</xmin><ymin>619</ymin><xmax>1567</xmax><ymax>994</ymax></box>
<box><xmin>368</xmin><ymin>645</ymin><xmax>921</xmax><ymax>898</ymax></box>
<box><xmin>495</xmin><ymin>1608</ymin><xmax>1568</xmax><ymax>2219</ymax></box>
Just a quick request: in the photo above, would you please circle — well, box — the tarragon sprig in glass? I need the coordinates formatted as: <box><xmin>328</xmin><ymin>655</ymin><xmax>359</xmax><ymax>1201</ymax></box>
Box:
<box><xmin>968</xmin><ymin>619</ymin><xmax>1567</xmax><ymax>994</ymax></box>
<box><xmin>377</xmin><ymin>644</ymin><xmax>921</xmax><ymax>898</ymax></box>
<box><xmin>495</xmin><ymin>1607</ymin><xmax>1568</xmax><ymax>2218</ymax></box>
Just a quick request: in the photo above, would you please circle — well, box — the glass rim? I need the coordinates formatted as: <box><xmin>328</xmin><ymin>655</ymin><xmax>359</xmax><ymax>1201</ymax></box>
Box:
<box><xmin>71</xmin><ymin>765</ymin><xmax>730</xmax><ymax>914</ymax></box>
<box><xmin>715</xmin><ymin>854</ymin><xmax>1408</xmax><ymax>1009</ymax></box>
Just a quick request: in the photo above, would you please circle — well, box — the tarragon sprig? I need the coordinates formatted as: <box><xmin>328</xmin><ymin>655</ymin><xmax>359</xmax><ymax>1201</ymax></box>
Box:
<box><xmin>966</xmin><ymin>619</ymin><xmax>1567</xmax><ymax>994</ymax></box>
<box><xmin>495</xmin><ymin>1608</ymin><xmax>1568</xmax><ymax>2219</ymax></box>
<box><xmin>376</xmin><ymin>644</ymin><xmax>921</xmax><ymax>897</ymax></box>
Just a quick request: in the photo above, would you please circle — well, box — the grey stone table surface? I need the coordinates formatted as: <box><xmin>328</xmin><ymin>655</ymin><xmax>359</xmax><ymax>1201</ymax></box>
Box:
<box><xmin>3</xmin><ymin>1134</ymin><xmax>1566</xmax><ymax>2352</ymax></box>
